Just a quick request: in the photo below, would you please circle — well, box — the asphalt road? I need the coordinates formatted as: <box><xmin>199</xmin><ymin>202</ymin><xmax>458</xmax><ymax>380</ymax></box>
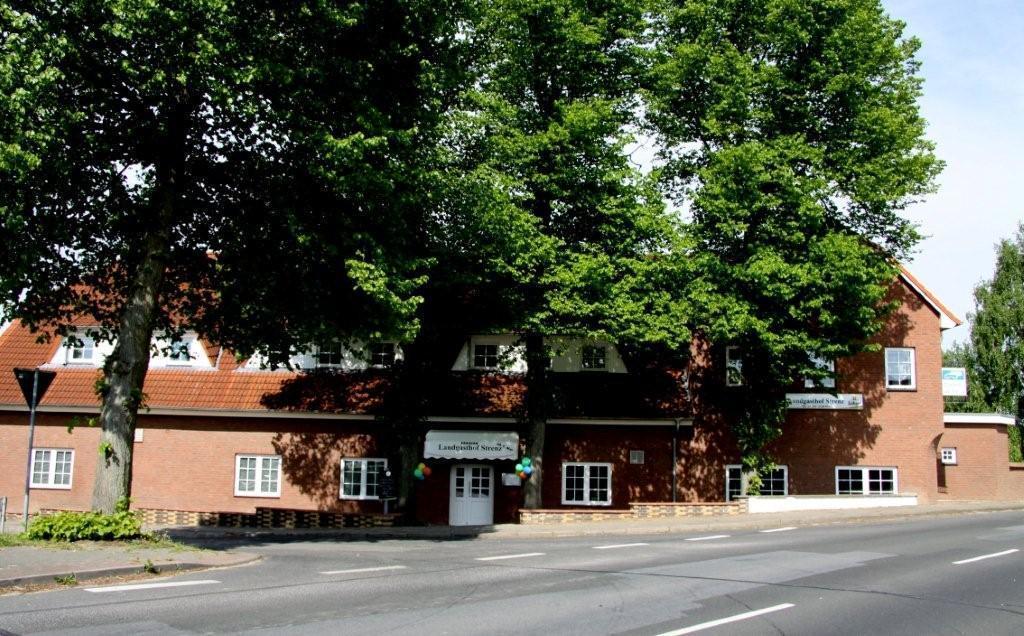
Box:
<box><xmin>2</xmin><ymin>512</ymin><xmax>1024</xmax><ymax>635</ymax></box>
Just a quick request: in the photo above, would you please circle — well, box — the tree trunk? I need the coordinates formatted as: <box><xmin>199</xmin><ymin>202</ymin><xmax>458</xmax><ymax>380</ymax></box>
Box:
<box><xmin>522</xmin><ymin>333</ymin><xmax>547</xmax><ymax>509</ymax></box>
<box><xmin>91</xmin><ymin>93</ymin><xmax>185</xmax><ymax>513</ymax></box>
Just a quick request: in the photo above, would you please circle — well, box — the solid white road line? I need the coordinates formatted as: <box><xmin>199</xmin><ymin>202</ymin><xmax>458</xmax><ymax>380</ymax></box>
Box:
<box><xmin>593</xmin><ymin>543</ymin><xmax>650</xmax><ymax>550</ymax></box>
<box><xmin>476</xmin><ymin>552</ymin><xmax>546</xmax><ymax>561</ymax></box>
<box><xmin>320</xmin><ymin>565</ymin><xmax>408</xmax><ymax>575</ymax></box>
<box><xmin>952</xmin><ymin>549</ymin><xmax>1019</xmax><ymax>565</ymax></box>
<box><xmin>85</xmin><ymin>579</ymin><xmax>220</xmax><ymax>593</ymax></box>
<box><xmin>655</xmin><ymin>603</ymin><xmax>796</xmax><ymax>635</ymax></box>
<box><xmin>759</xmin><ymin>527</ymin><xmax>797</xmax><ymax>533</ymax></box>
<box><xmin>684</xmin><ymin>535</ymin><xmax>730</xmax><ymax>542</ymax></box>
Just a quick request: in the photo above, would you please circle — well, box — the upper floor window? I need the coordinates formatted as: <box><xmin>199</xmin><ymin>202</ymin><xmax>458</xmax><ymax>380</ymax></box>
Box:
<box><xmin>725</xmin><ymin>346</ymin><xmax>743</xmax><ymax>386</ymax></box>
<box><xmin>473</xmin><ymin>344</ymin><xmax>500</xmax><ymax>369</ymax></box>
<box><xmin>885</xmin><ymin>348</ymin><xmax>916</xmax><ymax>390</ymax></box>
<box><xmin>67</xmin><ymin>336</ymin><xmax>96</xmax><ymax>364</ymax></box>
<box><xmin>581</xmin><ymin>346</ymin><xmax>607</xmax><ymax>370</ymax></box>
<box><xmin>370</xmin><ymin>342</ymin><xmax>396</xmax><ymax>368</ymax></box>
<box><xmin>315</xmin><ymin>341</ymin><xmax>344</xmax><ymax>367</ymax></box>
<box><xmin>152</xmin><ymin>335</ymin><xmax>198</xmax><ymax>366</ymax></box>
<box><xmin>804</xmin><ymin>355</ymin><xmax>836</xmax><ymax>389</ymax></box>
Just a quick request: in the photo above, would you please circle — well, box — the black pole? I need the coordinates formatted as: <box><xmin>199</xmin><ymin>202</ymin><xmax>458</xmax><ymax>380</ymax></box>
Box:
<box><xmin>22</xmin><ymin>370</ymin><xmax>39</xmax><ymax>532</ymax></box>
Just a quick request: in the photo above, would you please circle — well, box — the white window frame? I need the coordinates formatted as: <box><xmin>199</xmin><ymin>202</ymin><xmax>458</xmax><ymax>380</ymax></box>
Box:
<box><xmin>340</xmin><ymin>458</ymin><xmax>388</xmax><ymax>500</ymax></box>
<box><xmin>369</xmin><ymin>342</ymin><xmax>397</xmax><ymax>368</ymax></box>
<box><xmin>804</xmin><ymin>355</ymin><xmax>836</xmax><ymax>389</ymax></box>
<box><xmin>65</xmin><ymin>335</ymin><xmax>97</xmax><ymax>365</ymax></box>
<box><xmin>725</xmin><ymin>464</ymin><xmax>788</xmax><ymax>501</ymax></box>
<box><xmin>629</xmin><ymin>450</ymin><xmax>645</xmax><ymax>465</ymax></box>
<box><xmin>940</xmin><ymin>448</ymin><xmax>957</xmax><ymax>465</ymax></box>
<box><xmin>725</xmin><ymin>346</ymin><xmax>744</xmax><ymax>386</ymax></box>
<box><xmin>313</xmin><ymin>341</ymin><xmax>345</xmax><ymax>368</ymax></box>
<box><xmin>835</xmin><ymin>466</ymin><xmax>898</xmax><ymax>495</ymax></box>
<box><xmin>472</xmin><ymin>343</ymin><xmax>500</xmax><ymax>369</ymax></box>
<box><xmin>234</xmin><ymin>454</ymin><xmax>281</xmax><ymax>497</ymax></box>
<box><xmin>561</xmin><ymin>462</ymin><xmax>612</xmax><ymax>506</ymax></box>
<box><xmin>152</xmin><ymin>335</ymin><xmax>197</xmax><ymax>367</ymax></box>
<box><xmin>884</xmin><ymin>348</ymin><xmax>916</xmax><ymax>390</ymax></box>
<box><xmin>30</xmin><ymin>448</ymin><xmax>74</xmax><ymax>490</ymax></box>
<box><xmin>581</xmin><ymin>345</ymin><xmax>607</xmax><ymax>371</ymax></box>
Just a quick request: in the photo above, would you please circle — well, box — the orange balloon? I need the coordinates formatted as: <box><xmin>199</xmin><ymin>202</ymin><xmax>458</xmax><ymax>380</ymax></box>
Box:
<box><xmin>422</xmin><ymin>466</ymin><xmax>432</xmax><ymax>477</ymax></box>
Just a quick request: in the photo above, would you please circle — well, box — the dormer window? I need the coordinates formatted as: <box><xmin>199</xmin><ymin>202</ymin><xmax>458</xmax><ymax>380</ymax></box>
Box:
<box><xmin>66</xmin><ymin>336</ymin><xmax>96</xmax><ymax>364</ymax></box>
<box><xmin>473</xmin><ymin>344</ymin><xmax>499</xmax><ymax>369</ymax></box>
<box><xmin>370</xmin><ymin>342</ymin><xmax>396</xmax><ymax>368</ymax></box>
<box><xmin>154</xmin><ymin>337</ymin><xmax>195</xmax><ymax>366</ymax></box>
<box><xmin>581</xmin><ymin>346</ymin><xmax>607</xmax><ymax>370</ymax></box>
<box><xmin>315</xmin><ymin>342</ymin><xmax>344</xmax><ymax>367</ymax></box>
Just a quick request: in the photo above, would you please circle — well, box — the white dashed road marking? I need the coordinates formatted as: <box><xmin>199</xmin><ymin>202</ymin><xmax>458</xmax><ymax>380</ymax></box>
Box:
<box><xmin>952</xmin><ymin>549</ymin><xmax>1019</xmax><ymax>565</ymax></box>
<box><xmin>654</xmin><ymin>603</ymin><xmax>796</xmax><ymax>635</ymax></box>
<box><xmin>684</xmin><ymin>535</ymin><xmax>730</xmax><ymax>542</ymax></box>
<box><xmin>476</xmin><ymin>553</ymin><xmax>546</xmax><ymax>561</ymax></box>
<box><xmin>593</xmin><ymin>543</ymin><xmax>649</xmax><ymax>550</ymax></box>
<box><xmin>320</xmin><ymin>565</ymin><xmax>408</xmax><ymax>575</ymax></box>
<box><xmin>759</xmin><ymin>527</ymin><xmax>797</xmax><ymax>533</ymax></box>
<box><xmin>85</xmin><ymin>580</ymin><xmax>221</xmax><ymax>593</ymax></box>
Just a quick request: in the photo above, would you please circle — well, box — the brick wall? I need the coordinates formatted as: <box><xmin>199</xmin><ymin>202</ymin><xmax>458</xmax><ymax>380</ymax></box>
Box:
<box><xmin>938</xmin><ymin>423</ymin><xmax>1024</xmax><ymax>500</ymax></box>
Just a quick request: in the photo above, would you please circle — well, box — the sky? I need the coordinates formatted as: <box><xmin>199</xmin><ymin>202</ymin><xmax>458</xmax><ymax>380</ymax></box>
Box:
<box><xmin>882</xmin><ymin>1</ymin><xmax>1023</xmax><ymax>346</ymax></box>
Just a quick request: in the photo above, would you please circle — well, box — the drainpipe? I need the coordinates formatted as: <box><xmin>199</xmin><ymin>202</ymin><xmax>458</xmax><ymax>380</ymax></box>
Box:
<box><xmin>672</xmin><ymin>418</ymin><xmax>680</xmax><ymax>503</ymax></box>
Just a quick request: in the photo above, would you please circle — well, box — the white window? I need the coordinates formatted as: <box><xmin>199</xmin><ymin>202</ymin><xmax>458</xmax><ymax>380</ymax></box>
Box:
<box><xmin>629</xmin><ymin>450</ymin><xmax>645</xmax><ymax>465</ymax></box>
<box><xmin>562</xmin><ymin>462</ymin><xmax>612</xmax><ymax>506</ymax></box>
<box><xmin>314</xmin><ymin>341</ymin><xmax>344</xmax><ymax>367</ymax></box>
<box><xmin>804</xmin><ymin>355</ymin><xmax>836</xmax><ymax>389</ymax></box>
<box><xmin>30</xmin><ymin>449</ymin><xmax>74</xmax><ymax>489</ymax></box>
<box><xmin>885</xmin><ymin>348</ymin><xmax>916</xmax><ymax>390</ymax></box>
<box><xmin>473</xmin><ymin>344</ymin><xmax>500</xmax><ymax>369</ymax></box>
<box><xmin>66</xmin><ymin>336</ymin><xmax>96</xmax><ymax>364</ymax></box>
<box><xmin>340</xmin><ymin>458</ymin><xmax>388</xmax><ymax>499</ymax></box>
<box><xmin>940</xmin><ymin>448</ymin><xmax>957</xmax><ymax>465</ymax></box>
<box><xmin>370</xmin><ymin>342</ymin><xmax>396</xmax><ymax>368</ymax></box>
<box><xmin>153</xmin><ymin>335</ymin><xmax>197</xmax><ymax>366</ymax></box>
<box><xmin>581</xmin><ymin>346</ymin><xmax>607</xmax><ymax>370</ymax></box>
<box><xmin>725</xmin><ymin>346</ymin><xmax>744</xmax><ymax>386</ymax></box>
<box><xmin>836</xmin><ymin>466</ymin><xmax>897</xmax><ymax>495</ymax></box>
<box><xmin>235</xmin><ymin>455</ymin><xmax>281</xmax><ymax>497</ymax></box>
<box><xmin>725</xmin><ymin>465</ymin><xmax>788</xmax><ymax>500</ymax></box>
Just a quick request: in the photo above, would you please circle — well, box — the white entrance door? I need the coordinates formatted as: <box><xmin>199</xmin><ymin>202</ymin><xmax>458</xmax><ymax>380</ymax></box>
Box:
<box><xmin>449</xmin><ymin>465</ymin><xmax>494</xmax><ymax>526</ymax></box>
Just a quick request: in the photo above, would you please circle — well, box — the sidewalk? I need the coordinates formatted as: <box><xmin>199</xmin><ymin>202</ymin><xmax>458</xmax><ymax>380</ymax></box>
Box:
<box><xmin>162</xmin><ymin>500</ymin><xmax>1024</xmax><ymax>542</ymax></box>
<box><xmin>2</xmin><ymin>501</ymin><xmax>1021</xmax><ymax>591</ymax></box>
<box><xmin>0</xmin><ymin>541</ymin><xmax>259</xmax><ymax>590</ymax></box>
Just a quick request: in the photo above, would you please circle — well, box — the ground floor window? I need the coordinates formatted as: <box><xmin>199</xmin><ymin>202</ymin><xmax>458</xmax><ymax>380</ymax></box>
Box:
<box><xmin>341</xmin><ymin>458</ymin><xmax>388</xmax><ymax>499</ymax></box>
<box><xmin>30</xmin><ymin>448</ymin><xmax>73</xmax><ymax>489</ymax></box>
<box><xmin>725</xmin><ymin>465</ymin><xmax>788</xmax><ymax>501</ymax></box>
<box><xmin>235</xmin><ymin>454</ymin><xmax>281</xmax><ymax>497</ymax></box>
<box><xmin>562</xmin><ymin>462</ymin><xmax>612</xmax><ymax>506</ymax></box>
<box><xmin>835</xmin><ymin>466</ymin><xmax>897</xmax><ymax>495</ymax></box>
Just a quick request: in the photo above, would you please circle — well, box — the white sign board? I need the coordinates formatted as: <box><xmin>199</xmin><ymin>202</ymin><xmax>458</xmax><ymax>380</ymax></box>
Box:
<box><xmin>942</xmin><ymin>367</ymin><xmax>967</xmax><ymax>397</ymax></box>
<box><xmin>424</xmin><ymin>430</ymin><xmax>519</xmax><ymax>460</ymax></box>
<box><xmin>786</xmin><ymin>393</ymin><xmax>864</xmax><ymax>410</ymax></box>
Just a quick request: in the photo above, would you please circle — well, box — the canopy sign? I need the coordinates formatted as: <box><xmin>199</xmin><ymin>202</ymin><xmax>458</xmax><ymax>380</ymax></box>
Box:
<box><xmin>424</xmin><ymin>430</ymin><xmax>519</xmax><ymax>460</ymax></box>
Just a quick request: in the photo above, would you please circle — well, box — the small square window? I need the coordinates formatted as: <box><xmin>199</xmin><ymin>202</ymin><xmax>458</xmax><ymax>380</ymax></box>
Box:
<box><xmin>629</xmin><ymin>450</ymin><xmax>644</xmax><ymax>465</ymax></box>
<box><xmin>473</xmin><ymin>344</ymin><xmax>500</xmax><ymax>368</ymax></box>
<box><xmin>370</xmin><ymin>342</ymin><xmax>396</xmax><ymax>367</ymax></box>
<box><xmin>885</xmin><ymin>348</ymin><xmax>916</xmax><ymax>390</ymax></box>
<box><xmin>725</xmin><ymin>346</ymin><xmax>743</xmax><ymax>386</ymax></box>
<box><xmin>581</xmin><ymin>346</ymin><xmax>607</xmax><ymax>370</ymax></box>
<box><xmin>940</xmin><ymin>448</ymin><xmax>957</xmax><ymax>465</ymax></box>
<box><xmin>66</xmin><ymin>336</ymin><xmax>96</xmax><ymax>364</ymax></box>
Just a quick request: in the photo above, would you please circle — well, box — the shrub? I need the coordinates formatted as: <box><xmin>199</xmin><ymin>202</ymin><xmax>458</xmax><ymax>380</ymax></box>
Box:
<box><xmin>27</xmin><ymin>499</ymin><xmax>142</xmax><ymax>542</ymax></box>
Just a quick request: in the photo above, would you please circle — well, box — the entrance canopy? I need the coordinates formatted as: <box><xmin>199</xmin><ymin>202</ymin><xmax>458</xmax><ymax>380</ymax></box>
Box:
<box><xmin>424</xmin><ymin>430</ymin><xmax>518</xmax><ymax>460</ymax></box>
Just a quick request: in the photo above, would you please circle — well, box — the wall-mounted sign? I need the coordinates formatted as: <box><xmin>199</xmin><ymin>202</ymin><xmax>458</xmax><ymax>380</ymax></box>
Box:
<box><xmin>941</xmin><ymin>367</ymin><xmax>968</xmax><ymax>397</ymax></box>
<box><xmin>424</xmin><ymin>430</ymin><xmax>519</xmax><ymax>460</ymax></box>
<box><xmin>786</xmin><ymin>393</ymin><xmax>864</xmax><ymax>410</ymax></box>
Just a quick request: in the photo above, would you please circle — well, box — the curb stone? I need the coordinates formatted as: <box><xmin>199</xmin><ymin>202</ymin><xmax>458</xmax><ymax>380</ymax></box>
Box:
<box><xmin>0</xmin><ymin>554</ymin><xmax>261</xmax><ymax>590</ymax></box>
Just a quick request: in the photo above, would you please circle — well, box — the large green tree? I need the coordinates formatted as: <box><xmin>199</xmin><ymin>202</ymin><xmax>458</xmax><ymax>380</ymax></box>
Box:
<box><xmin>439</xmin><ymin>0</ymin><xmax>693</xmax><ymax>507</ymax></box>
<box><xmin>646</xmin><ymin>0</ymin><xmax>942</xmax><ymax>480</ymax></box>
<box><xmin>968</xmin><ymin>224</ymin><xmax>1024</xmax><ymax>420</ymax></box>
<box><xmin>0</xmin><ymin>0</ymin><xmax>464</xmax><ymax>512</ymax></box>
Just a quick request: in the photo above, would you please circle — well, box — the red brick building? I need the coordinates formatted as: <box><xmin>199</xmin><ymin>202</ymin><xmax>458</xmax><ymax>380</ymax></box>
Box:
<box><xmin>0</xmin><ymin>268</ymin><xmax>1017</xmax><ymax>527</ymax></box>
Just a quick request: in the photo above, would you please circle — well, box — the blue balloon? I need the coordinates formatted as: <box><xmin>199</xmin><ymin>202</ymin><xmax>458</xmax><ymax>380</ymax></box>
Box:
<box><xmin>523</xmin><ymin>466</ymin><xmax>533</xmax><ymax>475</ymax></box>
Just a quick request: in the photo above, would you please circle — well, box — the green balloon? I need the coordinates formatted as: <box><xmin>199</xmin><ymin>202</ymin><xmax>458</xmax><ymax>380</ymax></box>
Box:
<box><xmin>522</xmin><ymin>457</ymin><xmax>532</xmax><ymax>466</ymax></box>
<box><xmin>413</xmin><ymin>468</ymin><xmax>424</xmax><ymax>479</ymax></box>
<box><xmin>515</xmin><ymin>463</ymin><xmax>524</xmax><ymax>472</ymax></box>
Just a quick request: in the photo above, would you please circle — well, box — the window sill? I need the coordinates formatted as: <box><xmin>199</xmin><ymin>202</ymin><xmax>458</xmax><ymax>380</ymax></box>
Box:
<box><xmin>560</xmin><ymin>500</ymin><xmax>612</xmax><ymax>507</ymax></box>
<box><xmin>233</xmin><ymin>492</ymin><xmax>281</xmax><ymax>498</ymax></box>
<box><xmin>885</xmin><ymin>386</ymin><xmax>917</xmax><ymax>392</ymax></box>
<box><xmin>30</xmin><ymin>484</ymin><xmax>72</xmax><ymax>490</ymax></box>
<box><xmin>340</xmin><ymin>495</ymin><xmax>382</xmax><ymax>501</ymax></box>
